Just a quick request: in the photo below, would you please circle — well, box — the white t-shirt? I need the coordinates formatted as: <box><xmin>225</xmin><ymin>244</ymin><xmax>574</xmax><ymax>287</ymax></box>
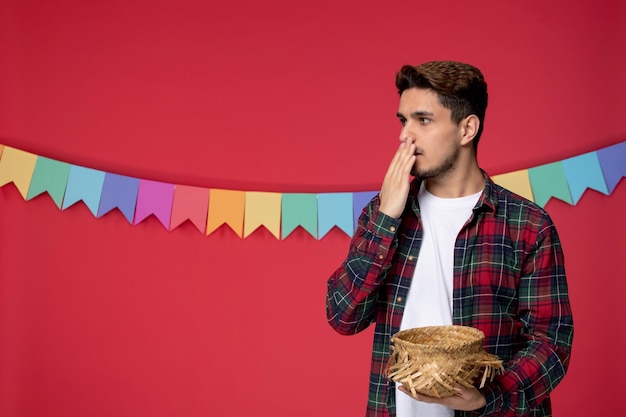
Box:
<box><xmin>395</xmin><ymin>183</ymin><xmax>481</xmax><ymax>417</ymax></box>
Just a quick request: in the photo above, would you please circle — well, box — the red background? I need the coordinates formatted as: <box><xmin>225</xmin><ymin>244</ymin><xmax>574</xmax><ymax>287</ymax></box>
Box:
<box><xmin>1</xmin><ymin>1</ymin><xmax>625</xmax><ymax>416</ymax></box>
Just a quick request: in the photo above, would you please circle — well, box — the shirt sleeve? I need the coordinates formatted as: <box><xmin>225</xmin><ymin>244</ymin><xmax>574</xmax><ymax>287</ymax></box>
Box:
<box><xmin>326</xmin><ymin>196</ymin><xmax>401</xmax><ymax>335</ymax></box>
<box><xmin>479</xmin><ymin>215</ymin><xmax>574</xmax><ymax>416</ymax></box>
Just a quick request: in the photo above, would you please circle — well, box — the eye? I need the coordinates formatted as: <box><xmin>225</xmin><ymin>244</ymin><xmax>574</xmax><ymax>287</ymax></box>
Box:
<box><xmin>419</xmin><ymin>118</ymin><xmax>431</xmax><ymax>125</ymax></box>
<box><xmin>398</xmin><ymin>118</ymin><xmax>407</xmax><ymax>126</ymax></box>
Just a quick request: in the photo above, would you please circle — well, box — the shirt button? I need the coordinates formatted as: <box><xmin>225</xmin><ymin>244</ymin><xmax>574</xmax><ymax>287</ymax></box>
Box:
<box><xmin>390</xmin><ymin>226</ymin><xmax>396</xmax><ymax>232</ymax></box>
<box><xmin>408</xmin><ymin>256</ymin><xmax>414</xmax><ymax>261</ymax></box>
<box><xmin>396</xmin><ymin>297</ymin><xmax>403</xmax><ymax>303</ymax></box>
<box><xmin>378</xmin><ymin>254</ymin><xmax>384</xmax><ymax>260</ymax></box>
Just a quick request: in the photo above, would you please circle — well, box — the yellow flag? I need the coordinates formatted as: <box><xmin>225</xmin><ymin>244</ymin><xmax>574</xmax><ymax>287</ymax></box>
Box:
<box><xmin>244</xmin><ymin>192</ymin><xmax>282</xmax><ymax>239</ymax></box>
<box><xmin>0</xmin><ymin>146</ymin><xmax>38</xmax><ymax>199</ymax></box>
<box><xmin>493</xmin><ymin>169</ymin><xmax>534</xmax><ymax>202</ymax></box>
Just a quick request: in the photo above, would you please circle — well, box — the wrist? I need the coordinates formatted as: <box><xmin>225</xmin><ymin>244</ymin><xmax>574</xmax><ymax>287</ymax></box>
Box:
<box><xmin>378</xmin><ymin>205</ymin><xmax>401</xmax><ymax>219</ymax></box>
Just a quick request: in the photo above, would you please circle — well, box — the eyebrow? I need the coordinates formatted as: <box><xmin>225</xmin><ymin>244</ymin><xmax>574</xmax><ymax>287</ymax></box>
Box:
<box><xmin>396</xmin><ymin>110</ymin><xmax>434</xmax><ymax>119</ymax></box>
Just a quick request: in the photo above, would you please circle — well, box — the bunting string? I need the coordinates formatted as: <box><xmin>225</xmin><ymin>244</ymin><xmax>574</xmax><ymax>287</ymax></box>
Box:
<box><xmin>0</xmin><ymin>141</ymin><xmax>624</xmax><ymax>239</ymax></box>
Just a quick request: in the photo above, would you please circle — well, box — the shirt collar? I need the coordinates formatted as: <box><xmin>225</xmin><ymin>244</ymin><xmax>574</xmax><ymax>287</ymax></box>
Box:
<box><xmin>408</xmin><ymin>169</ymin><xmax>498</xmax><ymax>214</ymax></box>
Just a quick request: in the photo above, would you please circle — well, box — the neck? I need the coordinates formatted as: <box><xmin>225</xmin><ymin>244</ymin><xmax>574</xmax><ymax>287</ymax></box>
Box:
<box><xmin>423</xmin><ymin>159</ymin><xmax>484</xmax><ymax>198</ymax></box>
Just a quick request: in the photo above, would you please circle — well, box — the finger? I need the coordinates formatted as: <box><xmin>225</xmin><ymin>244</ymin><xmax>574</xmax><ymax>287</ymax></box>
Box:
<box><xmin>398</xmin><ymin>386</ymin><xmax>420</xmax><ymax>401</ymax></box>
<box><xmin>397</xmin><ymin>142</ymin><xmax>416</xmax><ymax>175</ymax></box>
<box><xmin>387</xmin><ymin>154</ymin><xmax>415</xmax><ymax>187</ymax></box>
<box><xmin>386</xmin><ymin>142</ymin><xmax>411</xmax><ymax>178</ymax></box>
<box><xmin>387</xmin><ymin>142</ymin><xmax>415</xmax><ymax>182</ymax></box>
<box><xmin>379</xmin><ymin>141</ymin><xmax>415</xmax><ymax>217</ymax></box>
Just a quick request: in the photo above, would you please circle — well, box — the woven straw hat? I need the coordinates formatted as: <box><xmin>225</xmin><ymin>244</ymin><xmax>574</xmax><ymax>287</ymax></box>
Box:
<box><xmin>387</xmin><ymin>325</ymin><xmax>503</xmax><ymax>398</ymax></box>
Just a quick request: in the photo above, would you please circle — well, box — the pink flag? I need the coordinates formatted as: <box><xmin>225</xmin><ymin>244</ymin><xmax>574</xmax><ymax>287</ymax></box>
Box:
<box><xmin>170</xmin><ymin>185</ymin><xmax>210</xmax><ymax>233</ymax></box>
<box><xmin>133</xmin><ymin>180</ymin><xmax>175</xmax><ymax>229</ymax></box>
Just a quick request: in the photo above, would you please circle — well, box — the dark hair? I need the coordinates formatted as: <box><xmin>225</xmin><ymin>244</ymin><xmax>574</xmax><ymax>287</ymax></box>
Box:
<box><xmin>395</xmin><ymin>61</ymin><xmax>488</xmax><ymax>146</ymax></box>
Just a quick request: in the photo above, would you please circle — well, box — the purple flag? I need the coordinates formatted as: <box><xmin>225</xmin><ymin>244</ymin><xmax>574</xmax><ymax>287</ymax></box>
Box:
<box><xmin>98</xmin><ymin>173</ymin><xmax>140</xmax><ymax>223</ymax></box>
<box><xmin>597</xmin><ymin>141</ymin><xmax>626</xmax><ymax>194</ymax></box>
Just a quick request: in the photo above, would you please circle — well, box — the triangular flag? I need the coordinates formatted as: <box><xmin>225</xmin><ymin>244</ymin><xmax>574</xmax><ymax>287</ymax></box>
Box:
<box><xmin>206</xmin><ymin>189</ymin><xmax>245</xmax><ymax>237</ymax></box>
<box><xmin>528</xmin><ymin>162</ymin><xmax>573</xmax><ymax>208</ymax></box>
<box><xmin>244</xmin><ymin>192</ymin><xmax>281</xmax><ymax>239</ymax></box>
<box><xmin>170</xmin><ymin>185</ymin><xmax>210</xmax><ymax>233</ymax></box>
<box><xmin>562</xmin><ymin>151</ymin><xmax>609</xmax><ymax>204</ymax></box>
<box><xmin>281</xmin><ymin>193</ymin><xmax>318</xmax><ymax>239</ymax></box>
<box><xmin>26</xmin><ymin>157</ymin><xmax>71</xmax><ymax>208</ymax></box>
<box><xmin>97</xmin><ymin>173</ymin><xmax>140</xmax><ymax>223</ymax></box>
<box><xmin>62</xmin><ymin>165</ymin><xmax>106</xmax><ymax>216</ymax></box>
<box><xmin>318</xmin><ymin>193</ymin><xmax>353</xmax><ymax>239</ymax></box>
<box><xmin>133</xmin><ymin>180</ymin><xmax>175</xmax><ymax>229</ymax></box>
<box><xmin>492</xmin><ymin>170</ymin><xmax>534</xmax><ymax>202</ymax></box>
<box><xmin>352</xmin><ymin>191</ymin><xmax>378</xmax><ymax>232</ymax></box>
<box><xmin>597</xmin><ymin>141</ymin><xmax>626</xmax><ymax>194</ymax></box>
<box><xmin>0</xmin><ymin>146</ymin><xmax>38</xmax><ymax>199</ymax></box>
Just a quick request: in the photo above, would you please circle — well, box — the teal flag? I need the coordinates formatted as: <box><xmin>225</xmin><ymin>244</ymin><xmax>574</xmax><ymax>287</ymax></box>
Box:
<box><xmin>281</xmin><ymin>193</ymin><xmax>318</xmax><ymax>239</ymax></box>
<box><xmin>562</xmin><ymin>152</ymin><xmax>609</xmax><ymax>204</ymax></box>
<box><xmin>528</xmin><ymin>162</ymin><xmax>573</xmax><ymax>207</ymax></box>
<box><xmin>62</xmin><ymin>165</ymin><xmax>106</xmax><ymax>216</ymax></box>
<box><xmin>318</xmin><ymin>193</ymin><xmax>353</xmax><ymax>239</ymax></box>
<box><xmin>27</xmin><ymin>157</ymin><xmax>71</xmax><ymax>208</ymax></box>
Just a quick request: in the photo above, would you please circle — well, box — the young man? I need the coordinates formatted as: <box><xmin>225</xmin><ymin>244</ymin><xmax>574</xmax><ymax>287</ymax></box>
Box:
<box><xmin>326</xmin><ymin>61</ymin><xmax>574</xmax><ymax>417</ymax></box>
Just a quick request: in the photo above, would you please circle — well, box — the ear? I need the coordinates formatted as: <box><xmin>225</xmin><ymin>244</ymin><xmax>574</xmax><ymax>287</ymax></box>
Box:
<box><xmin>460</xmin><ymin>115</ymin><xmax>480</xmax><ymax>146</ymax></box>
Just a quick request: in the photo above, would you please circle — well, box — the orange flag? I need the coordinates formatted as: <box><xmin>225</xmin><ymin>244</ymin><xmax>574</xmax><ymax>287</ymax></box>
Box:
<box><xmin>206</xmin><ymin>189</ymin><xmax>245</xmax><ymax>237</ymax></box>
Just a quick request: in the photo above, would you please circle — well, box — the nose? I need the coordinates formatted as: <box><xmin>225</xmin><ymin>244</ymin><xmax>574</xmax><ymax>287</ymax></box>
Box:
<box><xmin>399</xmin><ymin>130</ymin><xmax>415</xmax><ymax>144</ymax></box>
<box><xmin>399</xmin><ymin>123</ymin><xmax>415</xmax><ymax>143</ymax></box>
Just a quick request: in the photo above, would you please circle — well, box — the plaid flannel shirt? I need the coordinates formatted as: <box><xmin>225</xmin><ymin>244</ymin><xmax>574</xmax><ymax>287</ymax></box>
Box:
<box><xmin>326</xmin><ymin>173</ymin><xmax>574</xmax><ymax>417</ymax></box>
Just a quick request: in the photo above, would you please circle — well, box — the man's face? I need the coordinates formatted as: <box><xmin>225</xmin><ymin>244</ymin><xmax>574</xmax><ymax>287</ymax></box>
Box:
<box><xmin>396</xmin><ymin>87</ymin><xmax>464</xmax><ymax>179</ymax></box>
